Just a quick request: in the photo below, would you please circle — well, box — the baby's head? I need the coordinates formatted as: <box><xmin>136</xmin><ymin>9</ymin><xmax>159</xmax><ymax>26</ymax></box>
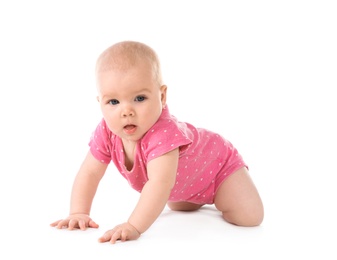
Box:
<box><xmin>95</xmin><ymin>41</ymin><xmax>163</xmax><ymax>87</ymax></box>
<box><xmin>95</xmin><ymin>41</ymin><xmax>167</xmax><ymax>142</ymax></box>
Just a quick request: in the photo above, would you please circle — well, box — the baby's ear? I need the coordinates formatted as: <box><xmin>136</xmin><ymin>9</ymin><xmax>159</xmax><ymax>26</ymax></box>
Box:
<box><xmin>160</xmin><ymin>85</ymin><xmax>167</xmax><ymax>106</ymax></box>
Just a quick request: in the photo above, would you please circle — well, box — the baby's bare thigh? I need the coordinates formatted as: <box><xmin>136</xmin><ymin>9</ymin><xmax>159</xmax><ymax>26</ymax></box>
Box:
<box><xmin>214</xmin><ymin>167</ymin><xmax>264</xmax><ymax>226</ymax></box>
<box><xmin>167</xmin><ymin>201</ymin><xmax>204</xmax><ymax>211</ymax></box>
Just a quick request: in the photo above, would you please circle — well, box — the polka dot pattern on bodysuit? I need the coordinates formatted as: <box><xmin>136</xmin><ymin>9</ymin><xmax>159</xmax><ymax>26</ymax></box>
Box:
<box><xmin>89</xmin><ymin>105</ymin><xmax>247</xmax><ymax>204</ymax></box>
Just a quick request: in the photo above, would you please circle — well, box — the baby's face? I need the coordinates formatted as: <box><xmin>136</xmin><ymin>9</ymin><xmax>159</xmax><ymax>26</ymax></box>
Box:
<box><xmin>96</xmin><ymin>63</ymin><xmax>166</xmax><ymax>143</ymax></box>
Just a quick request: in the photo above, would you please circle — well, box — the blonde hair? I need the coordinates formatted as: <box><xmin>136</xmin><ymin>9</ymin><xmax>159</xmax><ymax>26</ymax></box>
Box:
<box><xmin>96</xmin><ymin>41</ymin><xmax>163</xmax><ymax>86</ymax></box>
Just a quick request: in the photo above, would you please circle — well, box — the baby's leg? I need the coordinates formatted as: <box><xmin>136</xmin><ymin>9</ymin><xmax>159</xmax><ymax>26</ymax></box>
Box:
<box><xmin>167</xmin><ymin>201</ymin><xmax>204</xmax><ymax>211</ymax></box>
<box><xmin>214</xmin><ymin>167</ymin><xmax>264</xmax><ymax>226</ymax></box>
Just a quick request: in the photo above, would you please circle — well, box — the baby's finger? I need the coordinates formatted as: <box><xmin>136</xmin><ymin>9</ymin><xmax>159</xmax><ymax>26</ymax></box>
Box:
<box><xmin>98</xmin><ymin>231</ymin><xmax>113</xmax><ymax>243</ymax></box>
<box><xmin>68</xmin><ymin>219</ymin><xmax>79</xmax><ymax>230</ymax></box>
<box><xmin>120</xmin><ymin>229</ymin><xmax>128</xmax><ymax>242</ymax></box>
<box><xmin>50</xmin><ymin>220</ymin><xmax>62</xmax><ymax>227</ymax></box>
<box><xmin>56</xmin><ymin>219</ymin><xmax>69</xmax><ymax>229</ymax></box>
<box><xmin>78</xmin><ymin>219</ymin><xmax>87</xmax><ymax>230</ymax></box>
<box><xmin>109</xmin><ymin>230</ymin><xmax>122</xmax><ymax>244</ymax></box>
<box><xmin>88</xmin><ymin>219</ymin><xmax>99</xmax><ymax>228</ymax></box>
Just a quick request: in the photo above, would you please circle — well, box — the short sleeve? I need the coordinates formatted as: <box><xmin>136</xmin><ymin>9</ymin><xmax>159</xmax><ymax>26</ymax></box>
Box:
<box><xmin>140</xmin><ymin>113</ymin><xmax>193</xmax><ymax>164</ymax></box>
<box><xmin>88</xmin><ymin>119</ymin><xmax>113</xmax><ymax>164</ymax></box>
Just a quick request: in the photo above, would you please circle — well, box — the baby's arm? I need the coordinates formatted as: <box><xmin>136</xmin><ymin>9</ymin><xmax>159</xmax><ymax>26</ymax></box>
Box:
<box><xmin>98</xmin><ymin>148</ymin><xmax>179</xmax><ymax>243</ymax></box>
<box><xmin>50</xmin><ymin>150</ymin><xmax>108</xmax><ymax>230</ymax></box>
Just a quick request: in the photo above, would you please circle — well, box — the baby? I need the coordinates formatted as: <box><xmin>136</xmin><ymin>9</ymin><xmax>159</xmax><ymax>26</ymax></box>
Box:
<box><xmin>50</xmin><ymin>41</ymin><xmax>264</xmax><ymax>244</ymax></box>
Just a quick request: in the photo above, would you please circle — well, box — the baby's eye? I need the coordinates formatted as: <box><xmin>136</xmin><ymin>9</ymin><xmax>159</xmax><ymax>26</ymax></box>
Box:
<box><xmin>108</xmin><ymin>99</ymin><xmax>119</xmax><ymax>105</ymax></box>
<box><xmin>135</xmin><ymin>96</ymin><xmax>146</xmax><ymax>102</ymax></box>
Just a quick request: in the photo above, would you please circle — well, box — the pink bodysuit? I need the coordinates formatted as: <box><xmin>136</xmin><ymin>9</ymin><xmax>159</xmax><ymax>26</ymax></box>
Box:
<box><xmin>89</xmin><ymin>106</ymin><xmax>247</xmax><ymax>205</ymax></box>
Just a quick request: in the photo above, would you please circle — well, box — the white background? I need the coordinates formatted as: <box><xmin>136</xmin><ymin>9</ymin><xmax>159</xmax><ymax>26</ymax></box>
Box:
<box><xmin>1</xmin><ymin>0</ymin><xmax>336</xmax><ymax>259</ymax></box>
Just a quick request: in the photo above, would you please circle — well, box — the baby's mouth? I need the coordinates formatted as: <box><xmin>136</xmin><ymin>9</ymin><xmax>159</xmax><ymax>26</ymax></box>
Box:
<box><xmin>124</xmin><ymin>124</ymin><xmax>136</xmax><ymax>130</ymax></box>
<box><xmin>123</xmin><ymin>124</ymin><xmax>137</xmax><ymax>134</ymax></box>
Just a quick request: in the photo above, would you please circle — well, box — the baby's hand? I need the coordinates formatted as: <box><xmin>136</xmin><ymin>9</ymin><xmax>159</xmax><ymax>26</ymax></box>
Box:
<box><xmin>50</xmin><ymin>214</ymin><xmax>99</xmax><ymax>230</ymax></box>
<box><xmin>98</xmin><ymin>222</ymin><xmax>141</xmax><ymax>244</ymax></box>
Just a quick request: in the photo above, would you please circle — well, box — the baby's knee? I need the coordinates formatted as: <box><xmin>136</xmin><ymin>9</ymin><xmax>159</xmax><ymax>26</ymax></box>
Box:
<box><xmin>222</xmin><ymin>206</ymin><xmax>264</xmax><ymax>227</ymax></box>
<box><xmin>167</xmin><ymin>201</ymin><xmax>203</xmax><ymax>211</ymax></box>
